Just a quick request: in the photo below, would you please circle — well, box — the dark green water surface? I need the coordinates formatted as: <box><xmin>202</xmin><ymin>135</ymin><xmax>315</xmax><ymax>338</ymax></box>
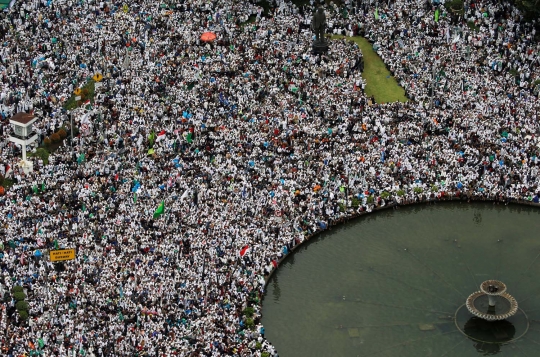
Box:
<box><xmin>262</xmin><ymin>203</ymin><xmax>540</xmax><ymax>356</ymax></box>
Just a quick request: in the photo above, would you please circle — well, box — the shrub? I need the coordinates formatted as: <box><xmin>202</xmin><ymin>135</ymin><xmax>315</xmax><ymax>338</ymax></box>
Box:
<box><xmin>351</xmin><ymin>196</ymin><xmax>360</xmax><ymax>207</ymax></box>
<box><xmin>338</xmin><ymin>203</ymin><xmax>346</xmax><ymax>212</ymax></box>
<box><xmin>11</xmin><ymin>286</ymin><xmax>23</xmax><ymax>294</ymax></box>
<box><xmin>413</xmin><ymin>187</ymin><xmax>423</xmax><ymax>194</ymax></box>
<box><xmin>431</xmin><ymin>184</ymin><xmax>439</xmax><ymax>192</ymax></box>
<box><xmin>380</xmin><ymin>191</ymin><xmax>390</xmax><ymax>199</ymax></box>
<box><xmin>255</xmin><ymin>342</ymin><xmax>262</xmax><ymax>350</ymax></box>
<box><xmin>243</xmin><ymin>307</ymin><xmax>255</xmax><ymax>317</ymax></box>
<box><xmin>245</xmin><ymin>317</ymin><xmax>255</xmax><ymax>330</ymax></box>
<box><xmin>50</xmin><ymin>133</ymin><xmax>61</xmax><ymax>143</ymax></box>
<box><xmin>397</xmin><ymin>189</ymin><xmax>405</xmax><ymax>197</ymax></box>
<box><xmin>262</xmin><ymin>353</ymin><xmax>270</xmax><ymax>357</ymax></box>
<box><xmin>16</xmin><ymin>301</ymin><xmax>29</xmax><ymax>312</ymax></box>
<box><xmin>58</xmin><ymin>129</ymin><xmax>67</xmax><ymax>139</ymax></box>
<box><xmin>43</xmin><ymin>137</ymin><xmax>52</xmax><ymax>147</ymax></box>
<box><xmin>18</xmin><ymin>310</ymin><xmax>28</xmax><ymax>320</ymax></box>
<box><xmin>366</xmin><ymin>195</ymin><xmax>374</xmax><ymax>204</ymax></box>
<box><xmin>12</xmin><ymin>291</ymin><xmax>26</xmax><ymax>301</ymax></box>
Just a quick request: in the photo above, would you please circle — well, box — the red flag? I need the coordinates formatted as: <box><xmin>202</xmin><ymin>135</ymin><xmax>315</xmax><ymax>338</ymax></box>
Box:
<box><xmin>239</xmin><ymin>245</ymin><xmax>250</xmax><ymax>257</ymax></box>
<box><xmin>271</xmin><ymin>260</ymin><xmax>278</xmax><ymax>268</ymax></box>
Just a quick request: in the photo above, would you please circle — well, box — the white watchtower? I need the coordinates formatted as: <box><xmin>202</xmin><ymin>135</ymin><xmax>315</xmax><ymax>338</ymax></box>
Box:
<box><xmin>9</xmin><ymin>112</ymin><xmax>39</xmax><ymax>173</ymax></box>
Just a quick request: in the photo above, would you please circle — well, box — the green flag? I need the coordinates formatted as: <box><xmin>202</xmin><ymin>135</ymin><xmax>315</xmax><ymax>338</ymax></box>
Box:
<box><xmin>148</xmin><ymin>148</ymin><xmax>155</xmax><ymax>155</ymax></box>
<box><xmin>374</xmin><ymin>7</ymin><xmax>379</xmax><ymax>20</ymax></box>
<box><xmin>41</xmin><ymin>183</ymin><xmax>46</xmax><ymax>192</ymax></box>
<box><xmin>435</xmin><ymin>8</ymin><xmax>440</xmax><ymax>22</ymax></box>
<box><xmin>148</xmin><ymin>131</ymin><xmax>156</xmax><ymax>146</ymax></box>
<box><xmin>133</xmin><ymin>193</ymin><xmax>137</xmax><ymax>203</ymax></box>
<box><xmin>186</xmin><ymin>132</ymin><xmax>193</xmax><ymax>144</ymax></box>
<box><xmin>32</xmin><ymin>185</ymin><xmax>39</xmax><ymax>194</ymax></box>
<box><xmin>153</xmin><ymin>201</ymin><xmax>165</xmax><ymax>219</ymax></box>
<box><xmin>54</xmin><ymin>240</ymin><xmax>59</xmax><ymax>250</ymax></box>
<box><xmin>77</xmin><ymin>153</ymin><xmax>85</xmax><ymax>164</ymax></box>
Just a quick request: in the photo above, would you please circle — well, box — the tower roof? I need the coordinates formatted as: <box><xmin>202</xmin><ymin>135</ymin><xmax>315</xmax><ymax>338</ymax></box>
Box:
<box><xmin>9</xmin><ymin>113</ymin><xmax>36</xmax><ymax>126</ymax></box>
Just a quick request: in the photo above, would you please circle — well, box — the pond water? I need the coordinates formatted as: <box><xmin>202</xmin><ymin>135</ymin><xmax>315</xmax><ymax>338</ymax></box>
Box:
<box><xmin>262</xmin><ymin>203</ymin><xmax>540</xmax><ymax>356</ymax></box>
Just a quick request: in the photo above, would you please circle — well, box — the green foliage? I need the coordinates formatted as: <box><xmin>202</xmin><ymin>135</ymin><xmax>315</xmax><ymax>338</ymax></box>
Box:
<box><xmin>243</xmin><ymin>307</ymin><xmax>255</xmax><ymax>317</ymax></box>
<box><xmin>380</xmin><ymin>191</ymin><xmax>390</xmax><ymax>199</ymax></box>
<box><xmin>413</xmin><ymin>187</ymin><xmax>423</xmax><ymax>194</ymax></box>
<box><xmin>16</xmin><ymin>301</ymin><xmax>29</xmax><ymax>312</ymax></box>
<box><xmin>261</xmin><ymin>353</ymin><xmax>270</xmax><ymax>357</ymax></box>
<box><xmin>397</xmin><ymin>189</ymin><xmax>405</xmax><ymax>197</ymax></box>
<box><xmin>431</xmin><ymin>184</ymin><xmax>439</xmax><ymax>192</ymax></box>
<box><xmin>2</xmin><ymin>178</ymin><xmax>14</xmax><ymax>188</ymax></box>
<box><xmin>338</xmin><ymin>202</ymin><xmax>346</xmax><ymax>212</ymax></box>
<box><xmin>256</xmin><ymin>342</ymin><xmax>262</xmax><ymax>350</ymax></box>
<box><xmin>11</xmin><ymin>286</ymin><xmax>23</xmax><ymax>294</ymax></box>
<box><xmin>533</xmin><ymin>79</ymin><xmax>540</xmax><ymax>87</ymax></box>
<box><xmin>513</xmin><ymin>0</ymin><xmax>540</xmax><ymax>22</ymax></box>
<box><xmin>351</xmin><ymin>196</ymin><xmax>360</xmax><ymax>207</ymax></box>
<box><xmin>64</xmin><ymin>79</ymin><xmax>96</xmax><ymax>110</ymax></box>
<box><xmin>366</xmin><ymin>195</ymin><xmax>374</xmax><ymax>204</ymax></box>
<box><xmin>30</xmin><ymin>148</ymin><xmax>50</xmax><ymax>165</ymax></box>
<box><xmin>245</xmin><ymin>317</ymin><xmax>255</xmax><ymax>330</ymax></box>
<box><xmin>445</xmin><ymin>0</ymin><xmax>464</xmax><ymax>14</ymax></box>
<box><xmin>12</xmin><ymin>291</ymin><xmax>26</xmax><ymax>301</ymax></box>
<box><xmin>18</xmin><ymin>310</ymin><xmax>29</xmax><ymax>320</ymax></box>
<box><xmin>467</xmin><ymin>21</ymin><xmax>480</xmax><ymax>31</ymax></box>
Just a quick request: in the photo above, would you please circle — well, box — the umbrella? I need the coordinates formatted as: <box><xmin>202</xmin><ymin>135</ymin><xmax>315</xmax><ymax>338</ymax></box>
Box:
<box><xmin>200</xmin><ymin>32</ymin><xmax>216</xmax><ymax>42</ymax></box>
<box><xmin>34</xmin><ymin>250</ymin><xmax>43</xmax><ymax>257</ymax></box>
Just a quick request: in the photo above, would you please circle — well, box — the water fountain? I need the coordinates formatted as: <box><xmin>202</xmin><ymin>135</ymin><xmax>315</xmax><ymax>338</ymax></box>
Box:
<box><xmin>466</xmin><ymin>280</ymin><xmax>518</xmax><ymax>321</ymax></box>
<box><xmin>262</xmin><ymin>204</ymin><xmax>540</xmax><ymax>356</ymax></box>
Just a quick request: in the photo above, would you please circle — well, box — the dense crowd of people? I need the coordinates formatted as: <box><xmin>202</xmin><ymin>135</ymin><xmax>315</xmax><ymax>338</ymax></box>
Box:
<box><xmin>0</xmin><ymin>0</ymin><xmax>538</xmax><ymax>355</ymax></box>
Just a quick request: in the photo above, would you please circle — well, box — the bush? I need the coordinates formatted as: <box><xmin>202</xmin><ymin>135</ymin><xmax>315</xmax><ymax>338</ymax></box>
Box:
<box><xmin>397</xmin><ymin>189</ymin><xmax>405</xmax><ymax>197</ymax></box>
<box><xmin>338</xmin><ymin>203</ymin><xmax>346</xmax><ymax>212</ymax></box>
<box><xmin>261</xmin><ymin>353</ymin><xmax>270</xmax><ymax>357</ymax></box>
<box><xmin>11</xmin><ymin>286</ymin><xmax>23</xmax><ymax>294</ymax></box>
<box><xmin>18</xmin><ymin>310</ymin><xmax>28</xmax><ymax>320</ymax></box>
<box><xmin>16</xmin><ymin>301</ymin><xmax>29</xmax><ymax>312</ymax></box>
<box><xmin>245</xmin><ymin>317</ymin><xmax>255</xmax><ymax>330</ymax></box>
<box><xmin>43</xmin><ymin>137</ymin><xmax>52</xmax><ymax>147</ymax></box>
<box><xmin>58</xmin><ymin>129</ymin><xmax>67</xmax><ymax>139</ymax></box>
<box><xmin>366</xmin><ymin>195</ymin><xmax>374</xmax><ymax>204</ymax></box>
<box><xmin>413</xmin><ymin>187</ymin><xmax>423</xmax><ymax>194</ymax></box>
<box><xmin>351</xmin><ymin>196</ymin><xmax>360</xmax><ymax>208</ymax></box>
<box><xmin>50</xmin><ymin>133</ymin><xmax>61</xmax><ymax>143</ymax></box>
<box><xmin>243</xmin><ymin>307</ymin><xmax>255</xmax><ymax>317</ymax></box>
<box><xmin>431</xmin><ymin>184</ymin><xmax>439</xmax><ymax>192</ymax></box>
<box><xmin>12</xmin><ymin>291</ymin><xmax>26</xmax><ymax>301</ymax></box>
<box><xmin>256</xmin><ymin>342</ymin><xmax>262</xmax><ymax>350</ymax></box>
<box><xmin>380</xmin><ymin>191</ymin><xmax>390</xmax><ymax>199</ymax></box>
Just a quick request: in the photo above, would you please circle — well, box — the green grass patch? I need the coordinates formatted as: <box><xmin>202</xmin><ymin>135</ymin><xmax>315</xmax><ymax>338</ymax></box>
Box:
<box><xmin>63</xmin><ymin>79</ymin><xmax>96</xmax><ymax>110</ymax></box>
<box><xmin>332</xmin><ymin>35</ymin><xmax>407</xmax><ymax>104</ymax></box>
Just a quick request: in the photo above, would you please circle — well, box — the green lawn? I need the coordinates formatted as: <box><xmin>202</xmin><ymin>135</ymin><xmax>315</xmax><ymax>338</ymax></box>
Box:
<box><xmin>332</xmin><ymin>35</ymin><xmax>408</xmax><ymax>104</ymax></box>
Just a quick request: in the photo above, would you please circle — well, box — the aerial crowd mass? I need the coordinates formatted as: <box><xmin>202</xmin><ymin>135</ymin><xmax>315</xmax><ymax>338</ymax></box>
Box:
<box><xmin>0</xmin><ymin>0</ymin><xmax>539</xmax><ymax>355</ymax></box>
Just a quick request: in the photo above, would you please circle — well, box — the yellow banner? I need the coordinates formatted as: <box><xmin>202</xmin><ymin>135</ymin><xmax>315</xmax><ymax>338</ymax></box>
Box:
<box><xmin>49</xmin><ymin>249</ymin><xmax>76</xmax><ymax>262</ymax></box>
